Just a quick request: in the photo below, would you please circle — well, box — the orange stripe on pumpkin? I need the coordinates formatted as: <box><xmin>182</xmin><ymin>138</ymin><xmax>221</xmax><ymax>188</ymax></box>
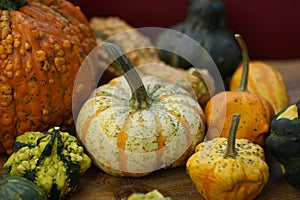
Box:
<box><xmin>80</xmin><ymin>102</ymin><xmax>112</xmax><ymax>144</ymax></box>
<box><xmin>202</xmin><ymin>162</ymin><xmax>218</xmax><ymax>200</ymax></box>
<box><xmin>117</xmin><ymin>114</ymin><xmax>131</xmax><ymax>150</ymax></box>
<box><xmin>117</xmin><ymin>114</ymin><xmax>131</xmax><ymax>172</ymax></box>
<box><xmin>154</xmin><ymin>114</ymin><xmax>165</xmax><ymax>168</ymax></box>
<box><xmin>155</xmin><ymin>116</ymin><xmax>165</xmax><ymax>150</ymax></box>
<box><xmin>117</xmin><ymin>131</ymin><xmax>129</xmax><ymax>150</ymax></box>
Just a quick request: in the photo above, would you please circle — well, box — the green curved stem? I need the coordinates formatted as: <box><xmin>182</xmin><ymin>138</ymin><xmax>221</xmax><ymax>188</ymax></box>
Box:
<box><xmin>224</xmin><ymin>114</ymin><xmax>241</xmax><ymax>158</ymax></box>
<box><xmin>102</xmin><ymin>42</ymin><xmax>153</xmax><ymax>110</ymax></box>
<box><xmin>235</xmin><ymin>34</ymin><xmax>250</xmax><ymax>92</ymax></box>
<box><xmin>36</xmin><ymin>127</ymin><xmax>62</xmax><ymax>164</ymax></box>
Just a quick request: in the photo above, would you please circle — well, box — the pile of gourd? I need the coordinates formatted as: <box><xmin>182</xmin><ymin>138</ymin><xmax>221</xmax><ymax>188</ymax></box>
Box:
<box><xmin>1</xmin><ymin>0</ymin><xmax>299</xmax><ymax>200</ymax></box>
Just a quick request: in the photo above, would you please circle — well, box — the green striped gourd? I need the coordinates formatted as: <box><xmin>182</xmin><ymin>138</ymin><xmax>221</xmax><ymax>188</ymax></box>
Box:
<box><xmin>0</xmin><ymin>174</ymin><xmax>47</xmax><ymax>200</ymax></box>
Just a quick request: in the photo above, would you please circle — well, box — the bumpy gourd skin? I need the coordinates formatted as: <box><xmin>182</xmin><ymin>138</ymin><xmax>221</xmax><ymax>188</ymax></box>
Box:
<box><xmin>186</xmin><ymin>138</ymin><xmax>269</xmax><ymax>200</ymax></box>
<box><xmin>4</xmin><ymin>128</ymin><xmax>92</xmax><ymax>200</ymax></box>
<box><xmin>0</xmin><ymin>0</ymin><xmax>96</xmax><ymax>154</ymax></box>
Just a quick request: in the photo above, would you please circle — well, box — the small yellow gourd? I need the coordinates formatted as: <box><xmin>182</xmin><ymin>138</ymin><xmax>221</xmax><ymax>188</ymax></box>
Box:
<box><xmin>186</xmin><ymin>114</ymin><xmax>269</xmax><ymax>200</ymax></box>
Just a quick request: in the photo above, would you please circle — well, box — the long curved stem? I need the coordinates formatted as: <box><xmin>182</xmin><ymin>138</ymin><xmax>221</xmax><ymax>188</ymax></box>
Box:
<box><xmin>235</xmin><ymin>34</ymin><xmax>249</xmax><ymax>92</ymax></box>
<box><xmin>102</xmin><ymin>42</ymin><xmax>152</xmax><ymax>109</ymax></box>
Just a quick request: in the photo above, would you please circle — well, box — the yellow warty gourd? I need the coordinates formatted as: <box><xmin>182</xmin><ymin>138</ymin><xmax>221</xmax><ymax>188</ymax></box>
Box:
<box><xmin>186</xmin><ymin>114</ymin><xmax>269</xmax><ymax>200</ymax></box>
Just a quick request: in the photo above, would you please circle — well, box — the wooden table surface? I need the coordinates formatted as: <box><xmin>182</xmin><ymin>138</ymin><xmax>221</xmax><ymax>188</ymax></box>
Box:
<box><xmin>1</xmin><ymin>59</ymin><xmax>300</xmax><ymax>199</ymax></box>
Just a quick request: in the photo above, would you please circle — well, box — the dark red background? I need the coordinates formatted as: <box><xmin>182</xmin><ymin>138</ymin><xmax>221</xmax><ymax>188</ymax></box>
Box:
<box><xmin>70</xmin><ymin>0</ymin><xmax>300</xmax><ymax>60</ymax></box>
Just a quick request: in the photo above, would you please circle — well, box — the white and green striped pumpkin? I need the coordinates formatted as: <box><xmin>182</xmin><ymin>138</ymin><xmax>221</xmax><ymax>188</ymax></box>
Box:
<box><xmin>76</xmin><ymin>42</ymin><xmax>206</xmax><ymax>177</ymax></box>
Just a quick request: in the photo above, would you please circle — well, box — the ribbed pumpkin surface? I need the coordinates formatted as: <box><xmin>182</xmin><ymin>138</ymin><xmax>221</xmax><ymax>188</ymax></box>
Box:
<box><xmin>0</xmin><ymin>0</ymin><xmax>96</xmax><ymax>154</ymax></box>
<box><xmin>76</xmin><ymin>75</ymin><xmax>206</xmax><ymax>177</ymax></box>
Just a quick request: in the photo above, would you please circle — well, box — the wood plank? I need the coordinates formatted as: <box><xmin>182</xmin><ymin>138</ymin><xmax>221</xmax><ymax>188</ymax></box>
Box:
<box><xmin>1</xmin><ymin>59</ymin><xmax>300</xmax><ymax>199</ymax></box>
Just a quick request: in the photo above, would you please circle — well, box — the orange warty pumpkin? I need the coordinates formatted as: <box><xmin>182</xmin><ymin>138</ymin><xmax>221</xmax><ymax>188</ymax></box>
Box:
<box><xmin>0</xmin><ymin>0</ymin><xmax>96</xmax><ymax>154</ymax></box>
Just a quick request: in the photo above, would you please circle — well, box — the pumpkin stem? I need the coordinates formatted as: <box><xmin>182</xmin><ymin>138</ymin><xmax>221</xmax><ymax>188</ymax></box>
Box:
<box><xmin>36</xmin><ymin>127</ymin><xmax>62</xmax><ymax>165</ymax></box>
<box><xmin>235</xmin><ymin>34</ymin><xmax>249</xmax><ymax>92</ymax></box>
<box><xmin>224</xmin><ymin>114</ymin><xmax>241</xmax><ymax>158</ymax></box>
<box><xmin>0</xmin><ymin>0</ymin><xmax>27</xmax><ymax>10</ymax></box>
<box><xmin>102</xmin><ymin>42</ymin><xmax>153</xmax><ymax>110</ymax></box>
<box><xmin>24</xmin><ymin>127</ymin><xmax>63</xmax><ymax>181</ymax></box>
